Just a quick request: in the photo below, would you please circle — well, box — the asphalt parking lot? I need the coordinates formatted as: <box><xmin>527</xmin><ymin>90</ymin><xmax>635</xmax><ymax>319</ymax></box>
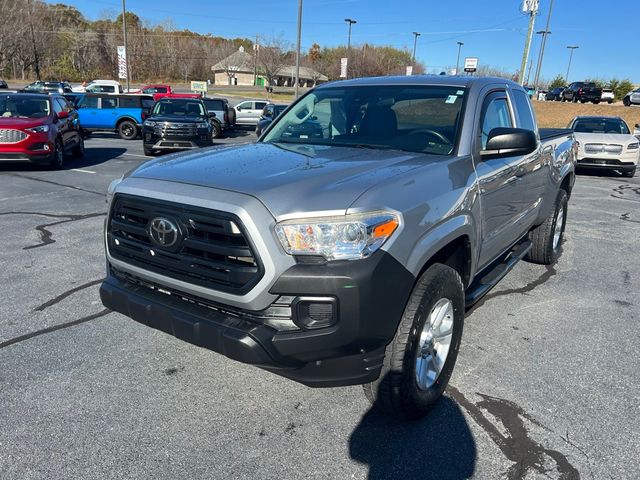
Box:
<box><xmin>0</xmin><ymin>130</ymin><xmax>639</xmax><ymax>480</ymax></box>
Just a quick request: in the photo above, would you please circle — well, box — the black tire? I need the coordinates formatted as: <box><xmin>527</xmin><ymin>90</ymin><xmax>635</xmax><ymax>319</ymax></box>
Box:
<box><xmin>143</xmin><ymin>146</ymin><xmax>155</xmax><ymax>156</ymax></box>
<box><xmin>363</xmin><ymin>263</ymin><xmax>465</xmax><ymax>420</ymax></box>
<box><xmin>526</xmin><ymin>189</ymin><xmax>568</xmax><ymax>265</ymax></box>
<box><xmin>118</xmin><ymin>120</ymin><xmax>138</xmax><ymax>140</ymax></box>
<box><xmin>622</xmin><ymin>167</ymin><xmax>636</xmax><ymax>178</ymax></box>
<box><xmin>593</xmin><ymin>100</ymin><xmax>600</xmax><ymax>104</ymax></box>
<box><xmin>211</xmin><ymin>121</ymin><xmax>222</xmax><ymax>139</ymax></box>
<box><xmin>623</xmin><ymin>97</ymin><xmax>631</xmax><ymax>107</ymax></box>
<box><xmin>49</xmin><ymin>139</ymin><xmax>65</xmax><ymax>169</ymax></box>
<box><xmin>72</xmin><ymin>135</ymin><xmax>85</xmax><ymax>158</ymax></box>
<box><xmin>608</xmin><ymin>100</ymin><xmax>613</xmax><ymax>104</ymax></box>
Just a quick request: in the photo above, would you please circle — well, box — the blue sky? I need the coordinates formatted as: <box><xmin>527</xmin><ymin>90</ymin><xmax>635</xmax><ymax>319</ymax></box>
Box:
<box><xmin>47</xmin><ymin>0</ymin><xmax>639</xmax><ymax>83</ymax></box>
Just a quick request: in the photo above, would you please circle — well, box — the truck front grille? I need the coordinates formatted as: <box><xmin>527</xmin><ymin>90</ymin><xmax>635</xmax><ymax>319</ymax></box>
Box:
<box><xmin>154</xmin><ymin>122</ymin><xmax>198</xmax><ymax>137</ymax></box>
<box><xmin>584</xmin><ymin>143</ymin><xmax>623</xmax><ymax>155</ymax></box>
<box><xmin>0</xmin><ymin>129</ymin><xmax>27</xmax><ymax>143</ymax></box>
<box><xmin>107</xmin><ymin>194</ymin><xmax>263</xmax><ymax>294</ymax></box>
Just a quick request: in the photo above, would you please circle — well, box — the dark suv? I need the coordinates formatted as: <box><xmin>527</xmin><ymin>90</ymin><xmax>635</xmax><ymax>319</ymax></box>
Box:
<box><xmin>0</xmin><ymin>93</ymin><xmax>84</xmax><ymax>168</ymax></box>
<box><xmin>562</xmin><ymin>82</ymin><xmax>602</xmax><ymax>104</ymax></box>
<box><xmin>142</xmin><ymin>98</ymin><xmax>213</xmax><ymax>156</ymax></box>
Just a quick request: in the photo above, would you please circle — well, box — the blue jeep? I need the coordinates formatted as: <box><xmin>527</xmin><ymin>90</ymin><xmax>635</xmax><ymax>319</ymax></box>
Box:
<box><xmin>76</xmin><ymin>94</ymin><xmax>155</xmax><ymax>140</ymax></box>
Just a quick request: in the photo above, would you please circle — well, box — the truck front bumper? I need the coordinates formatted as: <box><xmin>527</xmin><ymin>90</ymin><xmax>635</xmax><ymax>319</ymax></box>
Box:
<box><xmin>100</xmin><ymin>250</ymin><xmax>415</xmax><ymax>387</ymax></box>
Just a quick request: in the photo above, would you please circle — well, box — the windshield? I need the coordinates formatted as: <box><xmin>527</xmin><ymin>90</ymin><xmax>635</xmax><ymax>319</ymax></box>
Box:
<box><xmin>0</xmin><ymin>95</ymin><xmax>50</xmax><ymax>118</ymax></box>
<box><xmin>262</xmin><ymin>85</ymin><xmax>465</xmax><ymax>155</ymax></box>
<box><xmin>153</xmin><ymin>100</ymin><xmax>205</xmax><ymax>117</ymax></box>
<box><xmin>573</xmin><ymin>118</ymin><xmax>630</xmax><ymax>135</ymax></box>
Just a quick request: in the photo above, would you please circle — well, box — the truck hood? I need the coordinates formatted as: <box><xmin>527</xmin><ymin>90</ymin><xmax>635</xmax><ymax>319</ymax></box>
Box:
<box><xmin>573</xmin><ymin>132</ymin><xmax>638</xmax><ymax>145</ymax></box>
<box><xmin>128</xmin><ymin>142</ymin><xmax>437</xmax><ymax>218</ymax></box>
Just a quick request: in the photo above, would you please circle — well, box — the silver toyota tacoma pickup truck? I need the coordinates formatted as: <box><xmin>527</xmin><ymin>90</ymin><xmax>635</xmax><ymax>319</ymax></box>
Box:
<box><xmin>100</xmin><ymin>76</ymin><xmax>576</xmax><ymax>419</ymax></box>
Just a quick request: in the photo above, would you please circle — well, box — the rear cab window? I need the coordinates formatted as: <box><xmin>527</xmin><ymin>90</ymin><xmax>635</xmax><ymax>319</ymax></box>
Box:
<box><xmin>511</xmin><ymin>89</ymin><xmax>536</xmax><ymax>132</ymax></box>
<box><xmin>79</xmin><ymin>96</ymin><xmax>99</xmax><ymax>109</ymax></box>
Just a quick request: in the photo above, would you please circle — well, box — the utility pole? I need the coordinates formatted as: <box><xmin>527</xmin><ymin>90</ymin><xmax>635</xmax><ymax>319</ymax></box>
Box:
<box><xmin>253</xmin><ymin>34</ymin><xmax>259</xmax><ymax>86</ymax></box>
<box><xmin>518</xmin><ymin>6</ymin><xmax>537</xmax><ymax>85</ymax></box>
<box><xmin>455</xmin><ymin>41</ymin><xmax>464</xmax><ymax>75</ymax></box>
<box><xmin>294</xmin><ymin>0</ymin><xmax>303</xmax><ymax>98</ymax></box>
<box><xmin>533</xmin><ymin>0</ymin><xmax>554</xmax><ymax>91</ymax></box>
<box><xmin>27</xmin><ymin>0</ymin><xmax>41</xmax><ymax>80</ymax></box>
<box><xmin>121</xmin><ymin>0</ymin><xmax>131</xmax><ymax>92</ymax></box>
<box><xmin>565</xmin><ymin>45</ymin><xmax>579</xmax><ymax>83</ymax></box>
<box><xmin>411</xmin><ymin>32</ymin><xmax>421</xmax><ymax>64</ymax></box>
<box><xmin>345</xmin><ymin>18</ymin><xmax>356</xmax><ymax>78</ymax></box>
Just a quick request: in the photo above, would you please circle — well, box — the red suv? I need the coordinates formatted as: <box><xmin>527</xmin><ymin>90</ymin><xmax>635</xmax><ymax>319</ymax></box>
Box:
<box><xmin>0</xmin><ymin>93</ymin><xmax>84</xmax><ymax>168</ymax></box>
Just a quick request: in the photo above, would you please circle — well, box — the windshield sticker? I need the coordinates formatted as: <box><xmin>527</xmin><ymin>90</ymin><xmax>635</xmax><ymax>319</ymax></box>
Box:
<box><xmin>445</xmin><ymin>95</ymin><xmax>458</xmax><ymax>104</ymax></box>
<box><xmin>456</xmin><ymin>90</ymin><xmax>464</xmax><ymax>95</ymax></box>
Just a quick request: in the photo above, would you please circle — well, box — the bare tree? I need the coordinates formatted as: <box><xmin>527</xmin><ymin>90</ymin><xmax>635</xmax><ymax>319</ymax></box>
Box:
<box><xmin>258</xmin><ymin>36</ymin><xmax>290</xmax><ymax>86</ymax></box>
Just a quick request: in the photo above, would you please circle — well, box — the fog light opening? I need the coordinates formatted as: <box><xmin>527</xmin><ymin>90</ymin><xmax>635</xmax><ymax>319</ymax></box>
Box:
<box><xmin>293</xmin><ymin>297</ymin><xmax>338</xmax><ymax>330</ymax></box>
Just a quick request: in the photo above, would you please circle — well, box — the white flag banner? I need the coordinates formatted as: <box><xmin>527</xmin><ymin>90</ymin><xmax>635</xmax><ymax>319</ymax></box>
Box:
<box><xmin>117</xmin><ymin>46</ymin><xmax>127</xmax><ymax>80</ymax></box>
<box><xmin>340</xmin><ymin>58</ymin><xmax>348</xmax><ymax>78</ymax></box>
<box><xmin>406</xmin><ymin>65</ymin><xmax>413</xmax><ymax>76</ymax></box>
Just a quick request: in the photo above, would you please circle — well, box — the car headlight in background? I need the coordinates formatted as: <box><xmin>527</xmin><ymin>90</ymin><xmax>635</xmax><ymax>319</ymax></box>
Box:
<box><xmin>144</xmin><ymin>120</ymin><xmax>159</xmax><ymax>128</ymax></box>
<box><xmin>196</xmin><ymin>122</ymin><xmax>210</xmax><ymax>129</ymax></box>
<box><xmin>275</xmin><ymin>211</ymin><xmax>400</xmax><ymax>261</ymax></box>
<box><xmin>627</xmin><ymin>142</ymin><xmax>639</xmax><ymax>150</ymax></box>
<box><xmin>26</xmin><ymin>125</ymin><xmax>49</xmax><ymax>133</ymax></box>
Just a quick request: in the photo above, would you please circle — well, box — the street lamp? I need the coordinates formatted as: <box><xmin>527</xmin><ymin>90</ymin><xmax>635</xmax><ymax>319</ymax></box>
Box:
<box><xmin>294</xmin><ymin>0</ymin><xmax>303</xmax><ymax>98</ymax></box>
<box><xmin>344</xmin><ymin>18</ymin><xmax>357</xmax><ymax>78</ymax></box>
<box><xmin>565</xmin><ymin>45</ymin><xmax>579</xmax><ymax>83</ymax></box>
<box><xmin>455</xmin><ymin>41</ymin><xmax>464</xmax><ymax>75</ymax></box>
<box><xmin>532</xmin><ymin>29</ymin><xmax>551</xmax><ymax>89</ymax></box>
<box><xmin>412</xmin><ymin>32</ymin><xmax>421</xmax><ymax>64</ymax></box>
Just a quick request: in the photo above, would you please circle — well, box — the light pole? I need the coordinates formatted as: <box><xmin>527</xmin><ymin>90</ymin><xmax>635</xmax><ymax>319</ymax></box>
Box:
<box><xmin>121</xmin><ymin>0</ymin><xmax>131</xmax><ymax>92</ymax></box>
<box><xmin>411</xmin><ymin>32</ymin><xmax>421</xmax><ymax>64</ymax></box>
<box><xmin>532</xmin><ymin>29</ymin><xmax>550</xmax><ymax>89</ymax></box>
<box><xmin>565</xmin><ymin>45</ymin><xmax>578</xmax><ymax>83</ymax></box>
<box><xmin>455</xmin><ymin>41</ymin><xmax>464</xmax><ymax>75</ymax></box>
<box><xmin>345</xmin><ymin>18</ymin><xmax>356</xmax><ymax>78</ymax></box>
<box><xmin>294</xmin><ymin>0</ymin><xmax>303</xmax><ymax>98</ymax></box>
<box><xmin>533</xmin><ymin>0</ymin><xmax>555</xmax><ymax>91</ymax></box>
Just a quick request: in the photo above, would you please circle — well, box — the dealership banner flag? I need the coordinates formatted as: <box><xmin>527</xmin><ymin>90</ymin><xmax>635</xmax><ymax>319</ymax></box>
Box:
<box><xmin>117</xmin><ymin>46</ymin><xmax>128</xmax><ymax>80</ymax></box>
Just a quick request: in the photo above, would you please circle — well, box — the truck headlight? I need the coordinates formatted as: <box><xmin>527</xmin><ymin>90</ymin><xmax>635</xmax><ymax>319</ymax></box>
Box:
<box><xmin>275</xmin><ymin>211</ymin><xmax>400</xmax><ymax>261</ymax></box>
<box><xmin>196</xmin><ymin>122</ymin><xmax>209</xmax><ymax>129</ymax></box>
<box><xmin>144</xmin><ymin>120</ymin><xmax>158</xmax><ymax>128</ymax></box>
<box><xmin>106</xmin><ymin>176</ymin><xmax>123</xmax><ymax>206</ymax></box>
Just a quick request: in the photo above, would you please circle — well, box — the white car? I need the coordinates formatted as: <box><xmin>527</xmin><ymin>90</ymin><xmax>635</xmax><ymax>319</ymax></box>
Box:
<box><xmin>601</xmin><ymin>88</ymin><xmax>615</xmax><ymax>104</ymax></box>
<box><xmin>569</xmin><ymin>116</ymin><xmax>638</xmax><ymax>177</ymax></box>
<box><xmin>72</xmin><ymin>80</ymin><xmax>123</xmax><ymax>94</ymax></box>
<box><xmin>233</xmin><ymin>100</ymin><xmax>268</xmax><ymax>126</ymax></box>
<box><xmin>623</xmin><ymin>88</ymin><xmax>640</xmax><ymax>107</ymax></box>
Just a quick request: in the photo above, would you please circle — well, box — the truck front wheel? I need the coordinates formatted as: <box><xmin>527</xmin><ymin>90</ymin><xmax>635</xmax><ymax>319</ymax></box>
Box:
<box><xmin>526</xmin><ymin>189</ymin><xmax>568</xmax><ymax>265</ymax></box>
<box><xmin>363</xmin><ymin>263</ymin><xmax>465</xmax><ymax>420</ymax></box>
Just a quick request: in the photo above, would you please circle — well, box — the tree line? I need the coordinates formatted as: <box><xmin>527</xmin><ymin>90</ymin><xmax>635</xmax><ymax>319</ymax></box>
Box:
<box><xmin>0</xmin><ymin>1</ymin><xmax>424</xmax><ymax>84</ymax></box>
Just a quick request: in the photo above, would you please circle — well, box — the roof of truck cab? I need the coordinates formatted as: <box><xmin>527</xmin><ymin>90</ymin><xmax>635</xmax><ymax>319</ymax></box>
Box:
<box><xmin>315</xmin><ymin>75</ymin><xmax>521</xmax><ymax>90</ymax></box>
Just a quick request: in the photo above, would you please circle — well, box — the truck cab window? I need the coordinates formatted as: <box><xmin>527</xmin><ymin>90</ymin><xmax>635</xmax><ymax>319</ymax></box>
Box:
<box><xmin>481</xmin><ymin>97</ymin><xmax>512</xmax><ymax>149</ymax></box>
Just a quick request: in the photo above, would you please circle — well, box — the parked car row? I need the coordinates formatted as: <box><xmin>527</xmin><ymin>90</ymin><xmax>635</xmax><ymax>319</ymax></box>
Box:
<box><xmin>545</xmin><ymin>82</ymin><xmax>640</xmax><ymax>106</ymax></box>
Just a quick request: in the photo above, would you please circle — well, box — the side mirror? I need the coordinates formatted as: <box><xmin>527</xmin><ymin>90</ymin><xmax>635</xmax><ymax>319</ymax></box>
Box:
<box><xmin>263</xmin><ymin>110</ymin><xmax>273</xmax><ymax>118</ymax></box>
<box><xmin>482</xmin><ymin>128</ymin><xmax>537</xmax><ymax>159</ymax></box>
<box><xmin>635</xmin><ymin>124</ymin><xmax>640</xmax><ymax>129</ymax></box>
<box><xmin>236</xmin><ymin>106</ymin><xmax>242</xmax><ymax>111</ymax></box>
<box><xmin>57</xmin><ymin>110</ymin><xmax>69</xmax><ymax>119</ymax></box>
<box><xmin>208</xmin><ymin>111</ymin><xmax>216</xmax><ymax>118</ymax></box>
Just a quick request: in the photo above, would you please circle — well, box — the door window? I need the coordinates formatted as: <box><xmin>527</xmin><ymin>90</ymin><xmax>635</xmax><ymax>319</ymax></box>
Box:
<box><xmin>52</xmin><ymin>99</ymin><xmax>63</xmax><ymax>115</ymax></box>
<box><xmin>119</xmin><ymin>96</ymin><xmax>139</xmax><ymax>108</ymax></box>
<box><xmin>101</xmin><ymin>97</ymin><xmax>118</xmax><ymax>109</ymax></box>
<box><xmin>79</xmin><ymin>96</ymin><xmax>99</xmax><ymax>109</ymax></box>
<box><xmin>480</xmin><ymin>97</ymin><xmax>512</xmax><ymax>150</ymax></box>
<box><xmin>255</xmin><ymin>102</ymin><xmax>267</xmax><ymax>110</ymax></box>
<box><xmin>236</xmin><ymin>101</ymin><xmax>250</xmax><ymax>110</ymax></box>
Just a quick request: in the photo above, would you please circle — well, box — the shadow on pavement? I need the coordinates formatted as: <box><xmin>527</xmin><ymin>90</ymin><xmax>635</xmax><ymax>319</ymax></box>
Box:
<box><xmin>0</xmin><ymin>147</ymin><xmax>128</xmax><ymax>172</ymax></box>
<box><xmin>349</xmin><ymin>395</ymin><xmax>476</xmax><ymax>480</ymax></box>
<box><xmin>576</xmin><ymin>167</ymin><xmax>634</xmax><ymax>179</ymax></box>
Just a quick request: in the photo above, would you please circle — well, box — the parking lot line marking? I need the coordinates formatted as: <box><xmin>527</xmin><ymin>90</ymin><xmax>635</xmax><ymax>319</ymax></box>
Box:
<box><xmin>71</xmin><ymin>168</ymin><xmax>97</xmax><ymax>174</ymax></box>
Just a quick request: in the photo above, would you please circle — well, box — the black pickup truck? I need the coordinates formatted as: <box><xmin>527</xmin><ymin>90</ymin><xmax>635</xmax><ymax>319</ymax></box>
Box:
<box><xmin>562</xmin><ymin>82</ymin><xmax>603</xmax><ymax>104</ymax></box>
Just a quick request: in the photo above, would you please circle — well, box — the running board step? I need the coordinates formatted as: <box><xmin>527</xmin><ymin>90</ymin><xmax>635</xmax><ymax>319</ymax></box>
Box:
<box><xmin>465</xmin><ymin>239</ymin><xmax>532</xmax><ymax>307</ymax></box>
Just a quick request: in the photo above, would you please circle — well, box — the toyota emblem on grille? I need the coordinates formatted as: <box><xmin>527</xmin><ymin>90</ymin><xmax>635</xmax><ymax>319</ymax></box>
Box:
<box><xmin>148</xmin><ymin>217</ymin><xmax>180</xmax><ymax>248</ymax></box>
